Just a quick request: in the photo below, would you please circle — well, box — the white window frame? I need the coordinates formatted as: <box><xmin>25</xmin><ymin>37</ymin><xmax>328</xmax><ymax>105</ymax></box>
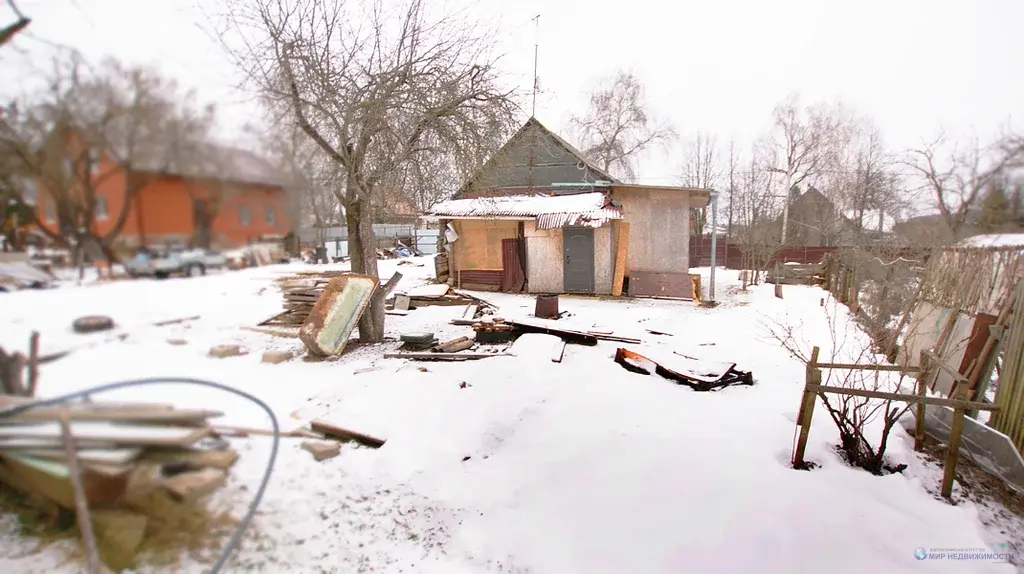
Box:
<box><xmin>239</xmin><ymin>204</ymin><xmax>251</xmax><ymax>226</ymax></box>
<box><xmin>94</xmin><ymin>196</ymin><xmax>109</xmax><ymax>221</ymax></box>
<box><xmin>22</xmin><ymin>179</ymin><xmax>37</xmax><ymax>205</ymax></box>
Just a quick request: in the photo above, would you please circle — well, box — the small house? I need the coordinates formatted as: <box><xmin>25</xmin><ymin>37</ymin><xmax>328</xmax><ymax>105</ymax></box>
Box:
<box><xmin>425</xmin><ymin>117</ymin><xmax>710</xmax><ymax>297</ymax></box>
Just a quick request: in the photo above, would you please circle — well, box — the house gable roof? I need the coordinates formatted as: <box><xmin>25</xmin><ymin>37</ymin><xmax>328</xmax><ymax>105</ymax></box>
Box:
<box><xmin>456</xmin><ymin>117</ymin><xmax>620</xmax><ymax>197</ymax></box>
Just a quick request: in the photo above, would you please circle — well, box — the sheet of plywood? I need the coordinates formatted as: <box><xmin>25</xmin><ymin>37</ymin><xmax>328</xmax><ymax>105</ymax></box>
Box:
<box><xmin>612</xmin><ymin>221</ymin><xmax>630</xmax><ymax>296</ymax></box>
<box><xmin>628</xmin><ymin>271</ymin><xmax>693</xmax><ymax>299</ymax></box>
<box><xmin>0</xmin><ymin>422</ymin><xmax>209</xmax><ymax>446</ymax></box>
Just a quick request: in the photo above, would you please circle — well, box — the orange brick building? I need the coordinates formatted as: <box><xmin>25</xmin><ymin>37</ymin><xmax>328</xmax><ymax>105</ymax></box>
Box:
<box><xmin>30</xmin><ymin>147</ymin><xmax>291</xmax><ymax>249</ymax></box>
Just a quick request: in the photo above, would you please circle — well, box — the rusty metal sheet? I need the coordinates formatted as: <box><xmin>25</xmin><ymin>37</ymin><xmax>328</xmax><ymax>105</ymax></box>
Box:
<box><xmin>501</xmin><ymin>237</ymin><xmax>526</xmax><ymax>292</ymax></box>
<box><xmin>299</xmin><ymin>274</ymin><xmax>378</xmax><ymax>356</ymax></box>
<box><xmin>627</xmin><ymin>272</ymin><xmax>695</xmax><ymax>299</ymax></box>
<box><xmin>458</xmin><ymin>269</ymin><xmax>503</xmax><ymax>287</ymax></box>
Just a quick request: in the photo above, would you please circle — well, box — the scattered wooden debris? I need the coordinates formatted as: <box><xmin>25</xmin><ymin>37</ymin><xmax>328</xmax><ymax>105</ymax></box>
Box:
<box><xmin>435</xmin><ymin>336</ymin><xmax>474</xmax><ymax>353</ymax></box>
<box><xmin>0</xmin><ymin>398</ymin><xmax>239</xmax><ymax>572</ymax></box>
<box><xmin>309</xmin><ymin>419</ymin><xmax>386</xmax><ymax>448</ymax></box>
<box><xmin>300</xmin><ymin>440</ymin><xmax>341</xmax><ymax>462</ymax></box>
<box><xmin>261</xmin><ymin>350</ymin><xmax>294</xmax><ymax>364</ymax></box>
<box><xmin>208</xmin><ymin>344</ymin><xmax>246</xmax><ymax>359</ymax></box>
<box><xmin>613</xmin><ymin>346</ymin><xmax>754</xmax><ymax>391</ymax></box>
<box><xmin>383</xmin><ymin>351</ymin><xmax>505</xmax><ymax>362</ymax></box>
<box><xmin>259</xmin><ymin>270</ymin><xmax>352</xmax><ymax>327</ymax></box>
<box><xmin>472</xmin><ymin>316</ymin><xmax>517</xmax><ymax>343</ymax></box>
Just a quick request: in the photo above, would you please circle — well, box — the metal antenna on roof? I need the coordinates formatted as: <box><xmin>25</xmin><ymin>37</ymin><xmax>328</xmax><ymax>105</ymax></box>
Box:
<box><xmin>531</xmin><ymin>14</ymin><xmax>540</xmax><ymax>117</ymax></box>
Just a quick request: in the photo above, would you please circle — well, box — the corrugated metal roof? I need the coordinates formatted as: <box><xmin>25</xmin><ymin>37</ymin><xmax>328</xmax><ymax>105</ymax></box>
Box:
<box><xmin>428</xmin><ymin>192</ymin><xmax>609</xmax><ymax>217</ymax></box>
<box><xmin>426</xmin><ymin>192</ymin><xmax>623</xmax><ymax>229</ymax></box>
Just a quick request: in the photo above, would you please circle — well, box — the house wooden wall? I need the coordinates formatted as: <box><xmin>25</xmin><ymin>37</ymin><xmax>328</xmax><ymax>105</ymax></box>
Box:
<box><xmin>612</xmin><ymin>188</ymin><xmax>697</xmax><ymax>274</ymax></box>
<box><xmin>524</xmin><ymin>221</ymin><xmax>614</xmax><ymax>295</ymax></box>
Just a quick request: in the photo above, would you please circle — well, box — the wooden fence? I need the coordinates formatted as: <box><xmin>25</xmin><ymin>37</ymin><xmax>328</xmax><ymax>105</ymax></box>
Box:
<box><xmin>793</xmin><ymin>347</ymin><xmax>1000</xmax><ymax>498</ymax></box>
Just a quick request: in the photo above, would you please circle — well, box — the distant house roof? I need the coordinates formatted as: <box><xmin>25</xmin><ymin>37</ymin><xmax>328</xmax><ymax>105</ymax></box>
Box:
<box><xmin>133</xmin><ymin>145</ymin><xmax>285</xmax><ymax>189</ymax></box>
<box><xmin>425</xmin><ymin>191</ymin><xmax>623</xmax><ymax>229</ymax></box>
<box><xmin>456</xmin><ymin>117</ymin><xmax>620</xmax><ymax>196</ymax></box>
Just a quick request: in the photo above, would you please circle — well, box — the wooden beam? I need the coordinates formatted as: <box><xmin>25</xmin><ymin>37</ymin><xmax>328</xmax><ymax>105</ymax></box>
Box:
<box><xmin>941</xmin><ymin>388</ymin><xmax>970</xmax><ymax>498</ymax></box>
<box><xmin>611</xmin><ymin>221</ymin><xmax>630</xmax><ymax>297</ymax></box>
<box><xmin>816</xmin><ymin>362</ymin><xmax>921</xmax><ymax>373</ymax></box>
<box><xmin>810</xmin><ymin>384</ymin><xmax>997</xmax><ymax>411</ymax></box>
<box><xmin>922</xmin><ymin>349</ymin><xmax>969</xmax><ymax>384</ymax></box>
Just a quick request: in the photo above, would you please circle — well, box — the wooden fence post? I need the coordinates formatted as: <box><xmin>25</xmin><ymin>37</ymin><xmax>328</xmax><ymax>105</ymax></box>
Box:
<box><xmin>914</xmin><ymin>350</ymin><xmax>928</xmax><ymax>451</ymax></box>
<box><xmin>793</xmin><ymin>346</ymin><xmax>821</xmax><ymax>468</ymax></box>
<box><xmin>941</xmin><ymin>386</ymin><xmax>970</xmax><ymax>498</ymax></box>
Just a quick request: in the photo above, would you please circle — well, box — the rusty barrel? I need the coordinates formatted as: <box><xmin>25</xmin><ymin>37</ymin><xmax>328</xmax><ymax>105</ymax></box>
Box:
<box><xmin>534</xmin><ymin>294</ymin><xmax>559</xmax><ymax>319</ymax></box>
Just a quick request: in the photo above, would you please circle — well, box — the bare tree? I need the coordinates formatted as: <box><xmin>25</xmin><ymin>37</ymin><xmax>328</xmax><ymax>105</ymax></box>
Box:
<box><xmin>679</xmin><ymin>131</ymin><xmax>721</xmax><ymax>235</ymax></box>
<box><xmin>0</xmin><ymin>0</ymin><xmax>30</xmax><ymax>49</ymax></box>
<box><xmin>731</xmin><ymin>148</ymin><xmax>782</xmax><ymax>286</ymax></box>
<box><xmin>905</xmin><ymin>131</ymin><xmax>1024</xmax><ymax>240</ymax></box>
<box><xmin>766</xmin><ymin>94</ymin><xmax>850</xmax><ymax>244</ymax></box>
<box><xmin>0</xmin><ymin>53</ymin><xmax>216</xmax><ymax>268</ymax></box>
<box><xmin>217</xmin><ymin>0</ymin><xmax>518</xmax><ymax>342</ymax></box>
<box><xmin>569</xmin><ymin>71</ymin><xmax>675</xmax><ymax>182</ymax></box>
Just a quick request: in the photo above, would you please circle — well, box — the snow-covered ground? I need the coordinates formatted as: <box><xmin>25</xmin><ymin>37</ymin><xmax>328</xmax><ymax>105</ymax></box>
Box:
<box><xmin>0</xmin><ymin>257</ymin><xmax>1018</xmax><ymax>573</ymax></box>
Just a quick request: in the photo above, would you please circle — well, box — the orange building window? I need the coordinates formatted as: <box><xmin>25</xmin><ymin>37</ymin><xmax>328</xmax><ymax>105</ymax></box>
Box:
<box><xmin>44</xmin><ymin>201</ymin><xmax>56</xmax><ymax>223</ymax></box>
<box><xmin>95</xmin><ymin>196</ymin><xmax>109</xmax><ymax>220</ymax></box>
<box><xmin>238</xmin><ymin>205</ymin><xmax>251</xmax><ymax>226</ymax></box>
<box><xmin>264</xmin><ymin>205</ymin><xmax>275</xmax><ymax>226</ymax></box>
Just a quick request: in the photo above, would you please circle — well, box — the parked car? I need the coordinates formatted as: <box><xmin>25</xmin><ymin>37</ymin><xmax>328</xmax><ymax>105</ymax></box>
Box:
<box><xmin>124</xmin><ymin>248</ymin><xmax>228</xmax><ymax>279</ymax></box>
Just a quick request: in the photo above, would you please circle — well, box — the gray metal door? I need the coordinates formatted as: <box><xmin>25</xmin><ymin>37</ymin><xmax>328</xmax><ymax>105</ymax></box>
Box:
<box><xmin>563</xmin><ymin>227</ymin><xmax>595</xmax><ymax>293</ymax></box>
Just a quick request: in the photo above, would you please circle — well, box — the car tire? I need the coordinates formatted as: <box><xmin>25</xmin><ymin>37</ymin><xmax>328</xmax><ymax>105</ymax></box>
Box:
<box><xmin>186</xmin><ymin>264</ymin><xmax>205</xmax><ymax>277</ymax></box>
<box><xmin>155</xmin><ymin>271</ymin><xmax>169</xmax><ymax>280</ymax></box>
<box><xmin>72</xmin><ymin>315</ymin><xmax>115</xmax><ymax>334</ymax></box>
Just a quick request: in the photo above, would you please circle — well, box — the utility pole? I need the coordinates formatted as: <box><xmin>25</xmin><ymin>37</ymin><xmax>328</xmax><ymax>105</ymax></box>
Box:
<box><xmin>531</xmin><ymin>15</ymin><xmax>540</xmax><ymax>117</ymax></box>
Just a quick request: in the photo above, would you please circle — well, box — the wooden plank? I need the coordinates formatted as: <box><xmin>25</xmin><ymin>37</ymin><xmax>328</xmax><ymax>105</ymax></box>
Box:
<box><xmin>816</xmin><ymin>362</ymin><xmax>921</xmax><ymax>373</ymax></box>
<box><xmin>793</xmin><ymin>347</ymin><xmax>820</xmax><ymax>467</ymax></box>
<box><xmin>383</xmin><ymin>351</ymin><xmax>504</xmax><ymax>361</ymax></box>
<box><xmin>612</xmin><ymin>221</ymin><xmax>630</xmax><ymax>297</ymax></box>
<box><xmin>0</xmin><ymin>406</ymin><xmax>222</xmax><ymax>425</ymax></box>
<box><xmin>810</xmin><ymin>384</ymin><xmax>997</xmax><ymax>410</ymax></box>
<box><xmin>11</xmin><ymin>448</ymin><xmax>142</xmax><ymax>466</ymax></box>
<box><xmin>504</xmin><ymin>317</ymin><xmax>599</xmax><ymax>346</ymax></box>
<box><xmin>941</xmin><ymin>388</ymin><xmax>970</xmax><ymax>498</ymax></box>
<box><xmin>0</xmin><ymin>422</ymin><xmax>211</xmax><ymax>446</ymax></box>
<box><xmin>309</xmin><ymin>419</ymin><xmax>387</xmax><ymax>448</ymax></box>
<box><xmin>551</xmin><ymin>340</ymin><xmax>566</xmax><ymax>363</ymax></box>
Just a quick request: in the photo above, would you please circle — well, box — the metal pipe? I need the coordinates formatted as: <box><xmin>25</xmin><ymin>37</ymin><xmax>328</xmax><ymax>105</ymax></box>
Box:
<box><xmin>709</xmin><ymin>190</ymin><xmax>719</xmax><ymax>302</ymax></box>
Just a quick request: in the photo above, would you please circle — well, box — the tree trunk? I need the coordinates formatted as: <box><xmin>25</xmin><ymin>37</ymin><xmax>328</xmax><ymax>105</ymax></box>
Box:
<box><xmin>353</xmin><ymin>199</ymin><xmax>385</xmax><ymax>343</ymax></box>
<box><xmin>345</xmin><ymin>201</ymin><xmax>364</xmax><ymax>272</ymax></box>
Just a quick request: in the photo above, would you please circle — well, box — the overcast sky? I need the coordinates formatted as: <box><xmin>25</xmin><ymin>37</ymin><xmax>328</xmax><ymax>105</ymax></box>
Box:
<box><xmin>3</xmin><ymin>0</ymin><xmax>1023</xmax><ymax>186</ymax></box>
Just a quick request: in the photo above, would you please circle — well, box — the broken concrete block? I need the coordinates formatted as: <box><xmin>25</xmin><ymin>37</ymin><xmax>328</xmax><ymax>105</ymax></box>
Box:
<box><xmin>209</xmin><ymin>344</ymin><xmax>246</xmax><ymax>358</ymax></box>
<box><xmin>167</xmin><ymin>338</ymin><xmax>188</xmax><ymax>346</ymax></box>
<box><xmin>261</xmin><ymin>350</ymin><xmax>294</xmax><ymax>364</ymax></box>
<box><xmin>301</xmin><ymin>440</ymin><xmax>341</xmax><ymax>461</ymax></box>
<box><xmin>299</xmin><ymin>274</ymin><xmax>379</xmax><ymax>357</ymax></box>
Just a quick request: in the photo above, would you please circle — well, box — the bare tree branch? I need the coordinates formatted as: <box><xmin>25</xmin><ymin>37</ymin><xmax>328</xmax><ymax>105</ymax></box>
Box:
<box><xmin>569</xmin><ymin>71</ymin><xmax>675</xmax><ymax>182</ymax></box>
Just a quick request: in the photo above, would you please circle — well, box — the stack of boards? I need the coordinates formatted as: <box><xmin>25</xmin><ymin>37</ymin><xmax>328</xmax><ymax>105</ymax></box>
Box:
<box><xmin>260</xmin><ymin>270</ymin><xmax>350</xmax><ymax>327</ymax></box>
<box><xmin>0</xmin><ymin>395</ymin><xmax>236</xmax><ymax>570</ymax></box>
